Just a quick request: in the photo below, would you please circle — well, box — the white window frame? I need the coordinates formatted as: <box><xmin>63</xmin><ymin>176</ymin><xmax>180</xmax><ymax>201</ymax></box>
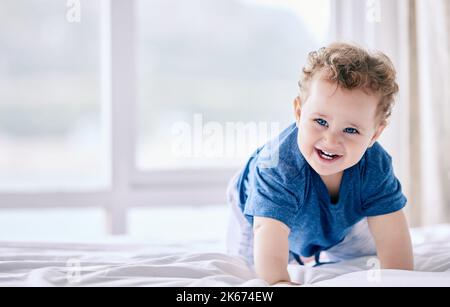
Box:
<box><xmin>0</xmin><ymin>0</ymin><xmax>237</xmax><ymax>235</ymax></box>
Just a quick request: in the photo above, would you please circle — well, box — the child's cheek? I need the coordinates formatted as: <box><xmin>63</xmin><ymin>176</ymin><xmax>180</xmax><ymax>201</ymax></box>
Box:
<box><xmin>304</xmin><ymin>123</ymin><xmax>321</xmax><ymax>136</ymax></box>
<box><xmin>297</xmin><ymin>127</ymin><xmax>315</xmax><ymax>149</ymax></box>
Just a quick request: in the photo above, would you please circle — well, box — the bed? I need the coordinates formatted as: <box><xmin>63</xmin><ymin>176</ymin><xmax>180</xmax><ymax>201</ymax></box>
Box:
<box><xmin>1</xmin><ymin>224</ymin><xmax>450</xmax><ymax>287</ymax></box>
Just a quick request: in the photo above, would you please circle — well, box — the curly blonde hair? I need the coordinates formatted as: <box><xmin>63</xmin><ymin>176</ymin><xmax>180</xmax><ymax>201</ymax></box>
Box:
<box><xmin>298</xmin><ymin>42</ymin><xmax>399</xmax><ymax>126</ymax></box>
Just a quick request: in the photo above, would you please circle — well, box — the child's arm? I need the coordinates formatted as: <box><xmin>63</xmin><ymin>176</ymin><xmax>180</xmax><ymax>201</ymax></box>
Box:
<box><xmin>253</xmin><ymin>216</ymin><xmax>293</xmax><ymax>285</ymax></box>
<box><xmin>367</xmin><ymin>209</ymin><xmax>414</xmax><ymax>270</ymax></box>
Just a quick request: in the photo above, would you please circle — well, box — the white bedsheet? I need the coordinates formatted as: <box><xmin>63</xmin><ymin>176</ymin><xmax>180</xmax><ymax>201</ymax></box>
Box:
<box><xmin>1</xmin><ymin>225</ymin><xmax>450</xmax><ymax>287</ymax></box>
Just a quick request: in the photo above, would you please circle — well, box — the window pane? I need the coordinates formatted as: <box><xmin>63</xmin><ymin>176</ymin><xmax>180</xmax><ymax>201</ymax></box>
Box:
<box><xmin>0</xmin><ymin>208</ymin><xmax>106</xmax><ymax>242</ymax></box>
<box><xmin>136</xmin><ymin>0</ymin><xmax>330</xmax><ymax>170</ymax></box>
<box><xmin>0</xmin><ymin>0</ymin><xmax>107</xmax><ymax>191</ymax></box>
<box><xmin>128</xmin><ymin>206</ymin><xmax>228</xmax><ymax>251</ymax></box>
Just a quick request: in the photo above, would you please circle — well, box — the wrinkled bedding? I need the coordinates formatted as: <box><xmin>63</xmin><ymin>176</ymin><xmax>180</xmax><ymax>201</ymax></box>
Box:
<box><xmin>1</xmin><ymin>225</ymin><xmax>450</xmax><ymax>287</ymax></box>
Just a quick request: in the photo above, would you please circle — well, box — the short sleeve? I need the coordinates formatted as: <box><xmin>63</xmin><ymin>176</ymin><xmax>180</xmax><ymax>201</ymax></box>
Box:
<box><xmin>361</xmin><ymin>148</ymin><xmax>407</xmax><ymax>216</ymax></box>
<box><xmin>243</xmin><ymin>164</ymin><xmax>300</xmax><ymax>229</ymax></box>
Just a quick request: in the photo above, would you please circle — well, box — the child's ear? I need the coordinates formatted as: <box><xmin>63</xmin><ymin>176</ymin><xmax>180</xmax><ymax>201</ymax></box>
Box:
<box><xmin>368</xmin><ymin>124</ymin><xmax>386</xmax><ymax>147</ymax></box>
<box><xmin>293</xmin><ymin>96</ymin><xmax>302</xmax><ymax>123</ymax></box>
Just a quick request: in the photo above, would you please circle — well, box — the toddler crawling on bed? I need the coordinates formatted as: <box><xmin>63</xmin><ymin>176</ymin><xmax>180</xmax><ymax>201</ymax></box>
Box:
<box><xmin>225</xmin><ymin>42</ymin><xmax>414</xmax><ymax>285</ymax></box>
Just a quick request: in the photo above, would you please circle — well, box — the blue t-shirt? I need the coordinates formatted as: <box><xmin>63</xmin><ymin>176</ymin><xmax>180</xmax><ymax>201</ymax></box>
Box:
<box><xmin>236</xmin><ymin>123</ymin><xmax>407</xmax><ymax>258</ymax></box>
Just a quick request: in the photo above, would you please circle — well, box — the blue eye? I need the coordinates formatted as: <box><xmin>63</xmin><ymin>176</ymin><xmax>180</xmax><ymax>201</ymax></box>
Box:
<box><xmin>344</xmin><ymin>127</ymin><xmax>359</xmax><ymax>134</ymax></box>
<box><xmin>314</xmin><ymin>119</ymin><xmax>328</xmax><ymax>127</ymax></box>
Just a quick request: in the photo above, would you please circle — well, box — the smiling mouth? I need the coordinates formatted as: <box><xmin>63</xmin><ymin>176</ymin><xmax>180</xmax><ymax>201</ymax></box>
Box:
<box><xmin>315</xmin><ymin>148</ymin><xmax>343</xmax><ymax>161</ymax></box>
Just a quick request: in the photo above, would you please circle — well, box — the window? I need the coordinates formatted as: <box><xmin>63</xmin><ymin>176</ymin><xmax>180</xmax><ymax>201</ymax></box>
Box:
<box><xmin>136</xmin><ymin>0</ymin><xmax>331</xmax><ymax>170</ymax></box>
<box><xmin>0</xmin><ymin>0</ymin><xmax>107</xmax><ymax>192</ymax></box>
<box><xmin>0</xmin><ymin>0</ymin><xmax>332</xmax><ymax>237</ymax></box>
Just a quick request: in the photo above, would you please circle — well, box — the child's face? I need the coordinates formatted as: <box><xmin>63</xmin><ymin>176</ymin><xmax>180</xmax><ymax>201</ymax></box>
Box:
<box><xmin>294</xmin><ymin>78</ymin><xmax>386</xmax><ymax>177</ymax></box>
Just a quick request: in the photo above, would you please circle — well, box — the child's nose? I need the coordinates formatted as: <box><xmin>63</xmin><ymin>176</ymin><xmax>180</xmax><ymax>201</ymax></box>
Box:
<box><xmin>323</xmin><ymin>130</ymin><xmax>341</xmax><ymax>146</ymax></box>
